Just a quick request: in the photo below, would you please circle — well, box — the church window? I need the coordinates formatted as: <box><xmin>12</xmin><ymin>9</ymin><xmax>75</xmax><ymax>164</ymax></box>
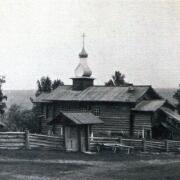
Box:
<box><xmin>93</xmin><ymin>107</ymin><xmax>100</xmax><ymax>116</ymax></box>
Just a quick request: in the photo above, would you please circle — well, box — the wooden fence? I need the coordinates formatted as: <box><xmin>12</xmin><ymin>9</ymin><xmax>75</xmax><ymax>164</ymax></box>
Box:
<box><xmin>0</xmin><ymin>131</ymin><xmax>64</xmax><ymax>150</ymax></box>
<box><xmin>0</xmin><ymin>132</ymin><xmax>25</xmax><ymax>149</ymax></box>
<box><xmin>90</xmin><ymin>137</ymin><xmax>180</xmax><ymax>152</ymax></box>
<box><xmin>1</xmin><ymin>132</ymin><xmax>180</xmax><ymax>152</ymax></box>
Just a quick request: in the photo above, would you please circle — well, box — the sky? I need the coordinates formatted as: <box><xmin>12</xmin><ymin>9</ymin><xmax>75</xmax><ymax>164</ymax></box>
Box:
<box><xmin>0</xmin><ymin>0</ymin><xmax>180</xmax><ymax>90</ymax></box>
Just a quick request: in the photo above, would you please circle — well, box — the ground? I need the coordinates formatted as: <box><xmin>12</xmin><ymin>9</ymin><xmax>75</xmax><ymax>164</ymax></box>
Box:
<box><xmin>0</xmin><ymin>150</ymin><xmax>180</xmax><ymax>180</ymax></box>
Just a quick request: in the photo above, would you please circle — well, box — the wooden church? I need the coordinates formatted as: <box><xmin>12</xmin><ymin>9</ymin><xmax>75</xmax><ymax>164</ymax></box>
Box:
<box><xmin>33</xmin><ymin>38</ymin><xmax>180</xmax><ymax>152</ymax></box>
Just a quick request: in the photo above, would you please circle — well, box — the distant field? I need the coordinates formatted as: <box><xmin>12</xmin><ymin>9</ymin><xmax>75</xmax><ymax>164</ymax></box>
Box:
<box><xmin>3</xmin><ymin>90</ymin><xmax>35</xmax><ymax>110</ymax></box>
<box><xmin>0</xmin><ymin>150</ymin><xmax>180</xmax><ymax>180</ymax></box>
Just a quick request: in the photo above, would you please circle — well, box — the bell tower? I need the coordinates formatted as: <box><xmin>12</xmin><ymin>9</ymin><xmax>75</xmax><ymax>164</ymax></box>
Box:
<box><xmin>71</xmin><ymin>33</ymin><xmax>94</xmax><ymax>91</ymax></box>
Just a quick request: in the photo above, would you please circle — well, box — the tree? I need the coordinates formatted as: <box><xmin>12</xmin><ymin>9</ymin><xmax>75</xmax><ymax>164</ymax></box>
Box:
<box><xmin>5</xmin><ymin>104</ymin><xmax>41</xmax><ymax>133</ymax></box>
<box><xmin>52</xmin><ymin>79</ymin><xmax>64</xmax><ymax>90</ymax></box>
<box><xmin>0</xmin><ymin>76</ymin><xmax>7</xmax><ymax>114</ymax></box>
<box><xmin>173</xmin><ymin>85</ymin><xmax>180</xmax><ymax>114</ymax></box>
<box><xmin>105</xmin><ymin>71</ymin><xmax>129</xmax><ymax>86</ymax></box>
<box><xmin>36</xmin><ymin>76</ymin><xmax>64</xmax><ymax>96</ymax></box>
<box><xmin>36</xmin><ymin>76</ymin><xmax>52</xmax><ymax>96</ymax></box>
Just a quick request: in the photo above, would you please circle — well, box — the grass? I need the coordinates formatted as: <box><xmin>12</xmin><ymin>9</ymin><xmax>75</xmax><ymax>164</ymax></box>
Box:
<box><xmin>0</xmin><ymin>150</ymin><xmax>180</xmax><ymax>179</ymax></box>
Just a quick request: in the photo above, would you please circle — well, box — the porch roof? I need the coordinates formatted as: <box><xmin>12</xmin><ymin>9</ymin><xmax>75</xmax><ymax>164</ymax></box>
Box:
<box><xmin>49</xmin><ymin>112</ymin><xmax>104</xmax><ymax>125</ymax></box>
<box><xmin>132</xmin><ymin>100</ymin><xmax>166</xmax><ymax>112</ymax></box>
<box><xmin>62</xmin><ymin>112</ymin><xmax>103</xmax><ymax>125</ymax></box>
<box><xmin>161</xmin><ymin>107</ymin><xmax>180</xmax><ymax>122</ymax></box>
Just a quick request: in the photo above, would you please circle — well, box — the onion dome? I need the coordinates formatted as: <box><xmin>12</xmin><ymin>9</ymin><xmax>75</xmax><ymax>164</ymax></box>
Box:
<box><xmin>79</xmin><ymin>47</ymin><xmax>88</xmax><ymax>58</ymax></box>
<box><xmin>75</xmin><ymin>33</ymin><xmax>92</xmax><ymax>77</ymax></box>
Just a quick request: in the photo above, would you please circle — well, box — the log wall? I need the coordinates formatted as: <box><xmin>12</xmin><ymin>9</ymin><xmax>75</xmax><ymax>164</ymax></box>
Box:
<box><xmin>133</xmin><ymin>113</ymin><xmax>152</xmax><ymax>137</ymax></box>
<box><xmin>92</xmin><ymin>104</ymin><xmax>131</xmax><ymax>136</ymax></box>
<box><xmin>40</xmin><ymin>102</ymin><xmax>132</xmax><ymax>137</ymax></box>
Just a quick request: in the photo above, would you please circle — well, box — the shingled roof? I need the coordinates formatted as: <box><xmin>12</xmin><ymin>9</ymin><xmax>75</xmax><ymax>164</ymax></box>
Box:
<box><xmin>61</xmin><ymin>112</ymin><xmax>103</xmax><ymax>124</ymax></box>
<box><xmin>33</xmin><ymin>85</ymin><xmax>159</xmax><ymax>103</ymax></box>
<box><xmin>133</xmin><ymin>100</ymin><xmax>166</xmax><ymax>112</ymax></box>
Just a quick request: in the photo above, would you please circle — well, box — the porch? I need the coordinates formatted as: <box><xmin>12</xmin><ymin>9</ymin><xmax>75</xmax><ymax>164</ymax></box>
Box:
<box><xmin>48</xmin><ymin>112</ymin><xmax>103</xmax><ymax>152</ymax></box>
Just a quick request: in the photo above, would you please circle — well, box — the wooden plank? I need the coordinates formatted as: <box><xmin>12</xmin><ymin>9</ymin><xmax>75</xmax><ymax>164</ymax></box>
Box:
<box><xmin>29</xmin><ymin>134</ymin><xmax>61</xmax><ymax>139</ymax></box>
<box><xmin>0</xmin><ymin>132</ymin><xmax>25</xmax><ymax>135</ymax></box>
<box><xmin>0</xmin><ymin>139</ymin><xmax>25</xmax><ymax>143</ymax></box>
<box><xmin>0</xmin><ymin>135</ymin><xmax>25</xmax><ymax>138</ymax></box>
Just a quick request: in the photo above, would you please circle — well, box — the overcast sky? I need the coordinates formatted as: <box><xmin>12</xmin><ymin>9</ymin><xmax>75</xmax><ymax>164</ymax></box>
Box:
<box><xmin>0</xmin><ymin>0</ymin><xmax>180</xmax><ymax>90</ymax></box>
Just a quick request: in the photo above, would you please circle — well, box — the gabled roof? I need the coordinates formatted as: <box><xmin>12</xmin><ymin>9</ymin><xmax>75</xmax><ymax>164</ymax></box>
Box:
<box><xmin>48</xmin><ymin>112</ymin><xmax>103</xmax><ymax>125</ymax></box>
<box><xmin>61</xmin><ymin>112</ymin><xmax>103</xmax><ymax>125</ymax></box>
<box><xmin>33</xmin><ymin>85</ymin><xmax>154</xmax><ymax>103</ymax></box>
<box><xmin>133</xmin><ymin>100</ymin><xmax>166</xmax><ymax>112</ymax></box>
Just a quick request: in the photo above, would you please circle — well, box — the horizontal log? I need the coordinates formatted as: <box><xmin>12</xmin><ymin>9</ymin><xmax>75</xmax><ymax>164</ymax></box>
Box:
<box><xmin>29</xmin><ymin>136</ymin><xmax>64</xmax><ymax>142</ymax></box>
<box><xmin>29</xmin><ymin>136</ymin><xmax>64</xmax><ymax>143</ymax></box>
<box><xmin>0</xmin><ymin>135</ymin><xmax>25</xmax><ymax>138</ymax></box>
<box><xmin>29</xmin><ymin>139</ymin><xmax>63</xmax><ymax>146</ymax></box>
<box><xmin>29</xmin><ymin>142</ymin><xmax>63</xmax><ymax>148</ymax></box>
<box><xmin>0</xmin><ymin>132</ymin><xmax>25</xmax><ymax>135</ymax></box>
<box><xmin>0</xmin><ymin>139</ymin><xmax>25</xmax><ymax>143</ymax></box>
<box><xmin>0</xmin><ymin>147</ymin><xmax>24</xmax><ymax>150</ymax></box>
<box><xmin>29</xmin><ymin>133</ymin><xmax>61</xmax><ymax>139</ymax></box>
<box><xmin>90</xmin><ymin>137</ymin><xmax>119</xmax><ymax>140</ymax></box>
<box><xmin>0</xmin><ymin>143</ymin><xmax>24</xmax><ymax>146</ymax></box>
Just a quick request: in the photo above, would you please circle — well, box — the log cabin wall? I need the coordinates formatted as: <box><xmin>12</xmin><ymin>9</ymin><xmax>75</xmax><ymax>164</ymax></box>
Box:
<box><xmin>41</xmin><ymin>103</ymin><xmax>54</xmax><ymax>134</ymax></box>
<box><xmin>91</xmin><ymin>103</ymin><xmax>132</xmax><ymax>136</ymax></box>
<box><xmin>40</xmin><ymin>101</ymin><xmax>134</xmax><ymax>137</ymax></box>
<box><xmin>133</xmin><ymin>112</ymin><xmax>152</xmax><ymax>138</ymax></box>
<box><xmin>41</xmin><ymin>102</ymin><xmax>91</xmax><ymax>135</ymax></box>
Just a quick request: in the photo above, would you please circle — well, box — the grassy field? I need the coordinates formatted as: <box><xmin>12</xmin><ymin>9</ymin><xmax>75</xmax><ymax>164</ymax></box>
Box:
<box><xmin>0</xmin><ymin>150</ymin><xmax>180</xmax><ymax>180</ymax></box>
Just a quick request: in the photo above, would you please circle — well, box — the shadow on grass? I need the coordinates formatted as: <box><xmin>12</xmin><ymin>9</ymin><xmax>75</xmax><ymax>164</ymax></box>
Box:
<box><xmin>0</xmin><ymin>149</ymin><xmax>180</xmax><ymax>162</ymax></box>
<box><xmin>0</xmin><ymin>161</ymin><xmax>89</xmax><ymax>178</ymax></box>
<box><xmin>94</xmin><ymin>162</ymin><xmax>180</xmax><ymax>180</ymax></box>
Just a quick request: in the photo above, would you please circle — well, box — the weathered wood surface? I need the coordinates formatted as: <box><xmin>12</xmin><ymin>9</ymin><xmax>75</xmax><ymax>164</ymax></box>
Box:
<box><xmin>0</xmin><ymin>132</ymin><xmax>64</xmax><ymax>150</ymax></box>
<box><xmin>90</xmin><ymin>136</ymin><xmax>180</xmax><ymax>152</ymax></box>
<box><xmin>29</xmin><ymin>133</ymin><xmax>64</xmax><ymax>150</ymax></box>
<box><xmin>133</xmin><ymin>113</ymin><xmax>152</xmax><ymax>137</ymax></box>
<box><xmin>0</xmin><ymin>132</ymin><xmax>25</xmax><ymax>149</ymax></box>
<box><xmin>168</xmin><ymin>140</ymin><xmax>180</xmax><ymax>152</ymax></box>
<box><xmin>145</xmin><ymin>140</ymin><xmax>166</xmax><ymax>152</ymax></box>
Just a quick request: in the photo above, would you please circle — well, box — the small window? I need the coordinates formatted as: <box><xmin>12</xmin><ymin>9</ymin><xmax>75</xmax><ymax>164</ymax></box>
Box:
<box><xmin>93</xmin><ymin>107</ymin><xmax>100</xmax><ymax>116</ymax></box>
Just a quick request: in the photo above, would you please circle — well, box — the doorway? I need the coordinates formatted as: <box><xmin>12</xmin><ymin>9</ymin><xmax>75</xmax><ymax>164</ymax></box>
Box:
<box><xmin>65</xmin><ymin>127</ymin><xmax>79</xmax><ymax>151</ymax></box>
<box><xmin>80</xmin><ymin>127</ymin><xmax>86</xmax><ymax>152</ymax></box>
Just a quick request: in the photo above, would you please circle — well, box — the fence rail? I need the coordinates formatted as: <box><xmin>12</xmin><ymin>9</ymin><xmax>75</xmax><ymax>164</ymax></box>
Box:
<box><xmin>90</xmin><ymin>137</ymin><xmax>180</xmax><ymax>152</ymax></box>
<box><xmin>0</xmin><ymin>132</ymin><xmax>180</xmax><ymax>152</ymax></box>
<box><xmin>0</xmin><ymin>131</ymin><xmax>64</xmax><ymax>150</ymax></box>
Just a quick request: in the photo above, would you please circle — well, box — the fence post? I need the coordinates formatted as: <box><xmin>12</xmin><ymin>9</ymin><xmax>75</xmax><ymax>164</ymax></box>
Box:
<box><xmin>165</xmin><ymin>140</ymin><xmax>169</xmax><ymax>152</ymax></box>
<box><xmin>142</xmin><ymin>138</ymin><xmax>146</xmax><ymax>152</ymax></box>
<box><xmin>25</xmin><ymin>130</ymin><xmax>30</xmax><ymax>150</ymax></box>
<box><xmin>118</xmin><ymin>136</ymin><xmax>122</xmax><ymax>144</ymax></box>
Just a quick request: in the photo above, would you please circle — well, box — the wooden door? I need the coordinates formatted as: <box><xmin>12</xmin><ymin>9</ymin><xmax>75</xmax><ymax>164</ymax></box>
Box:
<box><xmin>80</xmin><ymin>127</ymin><xmax>86</xmax><ymax>152</ymax></box>
<box><xmin>65</xmin><ymin>127</ymin><xmax>78</xmax><ymax>151</ymax></box>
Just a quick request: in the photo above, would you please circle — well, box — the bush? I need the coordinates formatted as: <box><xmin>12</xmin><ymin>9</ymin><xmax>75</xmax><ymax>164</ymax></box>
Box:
<box><xmin>4</xmin><ymin>104</ymin><xmax>41</xmax><ymax>133</ymax></box>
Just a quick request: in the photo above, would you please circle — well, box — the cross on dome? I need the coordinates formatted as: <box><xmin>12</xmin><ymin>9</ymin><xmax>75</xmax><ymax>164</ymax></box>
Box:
<box><xmin>79</xmin><ymin>33</ymin><xmax>88</xmax><ymax>58</ymax></box>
